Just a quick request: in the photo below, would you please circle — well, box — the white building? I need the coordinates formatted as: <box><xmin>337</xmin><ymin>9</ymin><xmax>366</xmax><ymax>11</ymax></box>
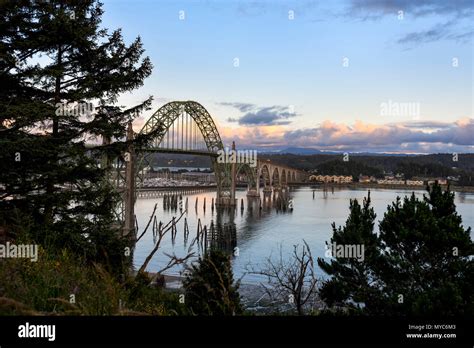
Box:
<box><xmin>309</xmin><ymin>175</ymin><xmax>353</xmax><ymax>183</ymax></box>
<box><xmin>406</xmin><ymin>180</ymin><xmax>424</xmax><ymax>186</ymax></box>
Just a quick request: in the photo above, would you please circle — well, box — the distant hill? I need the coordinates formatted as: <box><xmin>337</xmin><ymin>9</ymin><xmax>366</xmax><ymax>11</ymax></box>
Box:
<box><xmin>259</xmin><ymin>147</ymin><xmax>423</xmax><ymax>156</ymax></box>
<box><xmin>261</xmin><ymin>147</ymin><xmax>326</xmax><ymax>155</ymax></box>
<box><xmin>148</xmin><ymin>153</ymin><xmax>212</xmax><ymax>168</ymax></box>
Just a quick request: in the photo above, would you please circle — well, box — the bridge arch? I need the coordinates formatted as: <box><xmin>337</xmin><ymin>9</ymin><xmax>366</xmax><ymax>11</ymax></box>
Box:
<box><xmin>259</xmin><ymin>164</ymin><xmax>271</xmax><ymax>187</ymax></box>
<box><xmin>272</xmin><ymin>167</ymin><xmax>280</xmax><ymax>187</ymax></box>
<box><xmin>139</xmin><ymin>101</ymin><xmax>223</xmax><ymax>154</ymax></box>
<box><xmin>136</xmin><ymin>101</ymin><xmax>232</xmax><ymax>205</ymax></box>
<box><xmin>236</xmin><ymin>163</ymin><xmax>257</xmax><ymax>191</ymax></box>
<box><xmin>281</xmin><ymin>169</ymin><xmax>287</xmax><ymax>185</ymax></box>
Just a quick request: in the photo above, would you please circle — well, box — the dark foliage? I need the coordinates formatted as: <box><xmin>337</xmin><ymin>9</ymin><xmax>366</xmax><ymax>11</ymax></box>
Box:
<box><xmin>318</xmin><ymin>183</ymin><xmax>473</xmax><ymax>316</ymax></box>
<box><xmin>183</xmin><ymin>250</ymin><xmax>242</xmax><ymax>315</ymax></box>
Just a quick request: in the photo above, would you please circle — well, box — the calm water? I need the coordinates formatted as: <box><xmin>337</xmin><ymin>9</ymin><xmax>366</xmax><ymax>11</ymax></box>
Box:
<box><xmin>133</xmin><ymin>187</ymin><xmax>474</xmax><ymax>283</ymax></box>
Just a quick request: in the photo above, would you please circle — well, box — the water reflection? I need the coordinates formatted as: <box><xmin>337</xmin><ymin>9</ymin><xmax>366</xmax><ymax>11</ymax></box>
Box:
<box><xmin>208</xmin><ymin>208</ymin><xmax>237</xmax><ymax>254</ymax></box>
<box><xmin>133</xmin><ymin>187</ymin><xmax>474</xmax><ymax>282</ymax></box>
<box><xmin>203</xmin><ymin>189</ymin><xmax>294</xmax><ymax>255</ymax></box>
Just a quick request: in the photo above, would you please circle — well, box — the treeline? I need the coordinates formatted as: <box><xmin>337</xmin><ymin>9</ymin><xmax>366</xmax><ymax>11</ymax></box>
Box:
<box><xmin>314</xmin><ymin>159</ymin><xmax>383</xmax><ymax>179</ymax></box>
<box><xmin>262</xmin><ymin>153</ymin><xmax>474</xmax><ymax>185</ymax></box>
<box><xmin>149</xmin><ymin>153</ymin><xmax>212</xmax><ymax>168</ymax></box>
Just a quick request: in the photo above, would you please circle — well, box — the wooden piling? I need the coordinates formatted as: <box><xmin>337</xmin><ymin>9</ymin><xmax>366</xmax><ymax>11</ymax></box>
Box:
<box><xmin>152</xmin><ymin>216</ymin><xmax>157</xmax><ymax>237</ymax></box>
<box><xmin>184</xmin><ymin>218</ymin><xmax>189</xmax><ymax>245</ymax></box>
<box><xmin>171</xmin><ymin>217</ymin><xmax>176</xmax><ymax>245</ymax></box>
<box><xmin>197</xmin><ymin>218</ymin><xmax>202</xmax><ymax>240</ymax></box>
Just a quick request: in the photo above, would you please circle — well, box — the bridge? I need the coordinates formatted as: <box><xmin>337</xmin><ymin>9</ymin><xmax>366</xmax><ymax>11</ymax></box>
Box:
<box><xmin>112</xmin><ymin>101</ymin><xmax>308</xmax><ymax>237</ymax></box>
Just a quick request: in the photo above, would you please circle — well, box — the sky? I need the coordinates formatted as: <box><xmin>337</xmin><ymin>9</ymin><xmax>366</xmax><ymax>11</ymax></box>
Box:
<box><xmin>101</xmin><ymin>0</ymin><xmax>473</xmax><ymax>153</ymax></box>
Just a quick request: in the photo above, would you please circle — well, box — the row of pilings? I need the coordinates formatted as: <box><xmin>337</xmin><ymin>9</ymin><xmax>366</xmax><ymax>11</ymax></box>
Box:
<box><xmin>312</xmin><ymin>185</ymin><xmax>335</xmax><ymax>199</ymax></box>
<box><xmin>137</xmin><ymin>186</ymin><xmax>216</xmax><ymax>199</ymax></box>
<box><xmin>147</xmin><ymin>212</ymin><xmax>236</xmax><ymax>255</ymax></box>
<box><xmin>160</xmin><ymin>192</ymin><xmax>294</xmax><ymax>214</ymax></box>
<box><xmin>163</xmin><ymin>193</ymin><xmax>181</xmax><ymax>210</ymax></box>
<box><xmin>133</xmin><ymin>189</ymin><xmax>294</xmax><ymax>261</ymax></box>
<box><xmin>162</xmin><ymin>194</ymin><xmax>220</xmax><ymax>213</ymax></box>
<box><xmin>261</xmin><ymin>188</ymin><xmax>293</xmax><ymax>212</ymax></box>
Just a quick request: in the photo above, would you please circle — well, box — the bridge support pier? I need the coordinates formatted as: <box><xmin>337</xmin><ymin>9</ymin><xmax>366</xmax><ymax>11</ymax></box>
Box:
<box><xmin>216</xmin><ymin>197</ymin><xmax>237</xmax><ymax>206</ymax></box>
<box><xmin>262</xmin><ymin>187</ymin><xmax>272</xmax><ymax>202</ymax></box>
<box><xmin>246</xmin><ymin>188</ymin><xmax>260</xmax><ymax>197</ymax></box>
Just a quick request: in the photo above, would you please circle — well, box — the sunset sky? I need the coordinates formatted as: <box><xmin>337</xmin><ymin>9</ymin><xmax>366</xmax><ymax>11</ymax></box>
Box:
<box><xmin>102</xmin><ymin>0</ymin><xmax>473</xmax><ymax>153</ymax></box>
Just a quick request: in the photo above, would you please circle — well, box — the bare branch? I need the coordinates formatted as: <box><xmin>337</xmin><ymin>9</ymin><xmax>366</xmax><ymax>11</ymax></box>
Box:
<box><xmin>137</xmin><ymin>210</ymin><xmax>187</xmax><ymax>274</ymax></box>
<box><xmin>136</xmin><ymin>203</ymin><xmax>157</xmax><ymax>242</ymax></box>
<box><xmin>248</xmin><ymin>241</ymin><xmax>319</xmax><ymax>315</ymax></box>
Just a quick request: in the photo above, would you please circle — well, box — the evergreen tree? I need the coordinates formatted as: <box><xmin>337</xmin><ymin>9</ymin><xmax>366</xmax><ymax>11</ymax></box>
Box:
<box><xmin>183</xmin><ymin>250</ymin><xmax>242</xmax><ymax>315</ymax></box>
<box><xmin>0</xmin><ymin>0</ymin><xmax>152</xmax><ymax>270</ymax></box>
<box><xmin>376</xmin><ymin>184</ymin><xmax>473</xmax><ymax>316</ymax></box>
<box><xmin>318</xmin><ymin>184</ymin><xmax>473</xmax><ymax>316</ymax></box>
<box><xmin>317</xmin><ymin>193</ymin><xmax>382</xmax><ymax>312</ymax></box>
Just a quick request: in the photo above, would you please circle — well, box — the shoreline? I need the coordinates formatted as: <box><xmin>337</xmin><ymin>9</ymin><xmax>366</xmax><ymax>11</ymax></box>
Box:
<box><xmin>158</xmin><ymin>274</ymin><xmax>322</xmax><ymax>313</ymax></box>
<box><xmin>138</xmin><ymin>182</ymin><xmax>474</xmax><ymax>193</ymax></box>
<box><xmin>302</xmin><ymin>182</ymin><xmax>474</xmax><ymax>193</ymax></box>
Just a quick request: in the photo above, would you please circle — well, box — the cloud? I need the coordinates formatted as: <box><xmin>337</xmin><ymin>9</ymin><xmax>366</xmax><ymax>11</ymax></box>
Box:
<box><xmin>283</xmin><ymin>118</ymin><xmax>474</xmax><ymax>150</ymax></box>
<box><xmin>397</xmin><ymin>19</ymin><xmax>473</xmax><ymax>45</ymax></box>
<box><xmin>221</xmin><ymin>102</ymin><xmax>298</xmax><ymax>126</ymax></box>
<box><xmin>446</xmin><ymin>29</ymin><xmax>474</xmax><ymax>43</ymax></box>
<box><xmin>397</xmin><ymin>21</ymin><xmax>452</xmax><ymax>44</ymax></box>
<box><xmin>220</xmin><ymin>118</ymin><xmax>474</xmax><ymax>154</ymax></box>
<box><xmin>346</xmin><ymin>0</ymin><xmax>474</xmax><ymax>45</ymax></box>
<box><xmin>393</xmin><ymin>120</ymin><xmax>453</xmax><ymax>129</ymax></box>
<box><xmin>347</xmin><ymin>0</ymin><xmax>474</xmax><ymax>19</ymax></box>
<box><xmin>219</xmin><ymin>124</ymin><xmax>287</xmax><ymax>148</ymax></box>
<box><xmin>219</xmin><ymin>102</ymin><xmax>255</xmax><ymax>113</ymax></box>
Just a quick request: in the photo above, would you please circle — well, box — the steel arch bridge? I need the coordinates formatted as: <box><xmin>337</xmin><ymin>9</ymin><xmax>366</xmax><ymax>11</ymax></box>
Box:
<box><xmin>140</xmin><ymin>101</ymin><xmax>223</xmax><ymax>156</ymax></box>
<box><xmin>136</xmin><ymin>101</ymin><xmax>233</xmax><ymax>205</ymax></box>
<box><xmin>115</xmin><ymin>101</ymin><xmax>307</xmax><ymax>237</ymax></box>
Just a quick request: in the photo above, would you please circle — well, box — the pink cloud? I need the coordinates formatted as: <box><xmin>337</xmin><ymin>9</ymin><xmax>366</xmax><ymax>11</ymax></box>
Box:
<box><xmin>222</xmin><ymin>118</ymin><xmax>474</xmax><ymax>153</ymax></box>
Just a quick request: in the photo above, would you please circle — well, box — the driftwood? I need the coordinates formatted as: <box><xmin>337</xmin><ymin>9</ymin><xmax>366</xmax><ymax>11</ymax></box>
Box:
<box><xmin>137</xmin><ymin>209</ymin><xmax>187</xmax><ymax>275</ymax></box>
<box><xmin>136</xmin><ymin>203</ymin><xmax>158</xmax><ymax>242</ymax></box>
<box><xmin>249</xmin><ymin>240</ymin><xmax>318</xmax><ymax>315</ymax></box>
